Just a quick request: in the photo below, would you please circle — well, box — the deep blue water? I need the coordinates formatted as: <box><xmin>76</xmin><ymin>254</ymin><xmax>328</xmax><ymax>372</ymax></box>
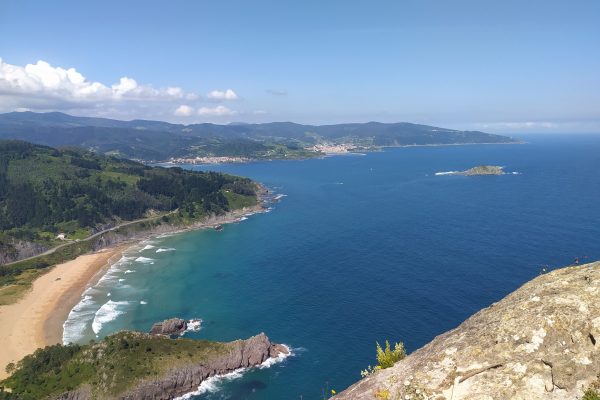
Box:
<box><xmin>64</xmin><ymin>134</ymin><xmax>600</xmax><ymax>399</ymax></box>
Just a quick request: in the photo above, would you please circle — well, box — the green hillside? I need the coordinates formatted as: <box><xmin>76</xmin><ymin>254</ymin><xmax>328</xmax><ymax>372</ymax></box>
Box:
<box><xmin>0</xmin><ymin>140</ymin><xmax>259</xmax><ymax>299</ymax></box>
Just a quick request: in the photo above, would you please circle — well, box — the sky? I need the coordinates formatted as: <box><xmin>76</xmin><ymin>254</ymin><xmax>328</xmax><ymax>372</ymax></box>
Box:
<box><xmin>0</xmin><ymin>0</ymin><xmax>599</xmax><ymax>133</ymax></box>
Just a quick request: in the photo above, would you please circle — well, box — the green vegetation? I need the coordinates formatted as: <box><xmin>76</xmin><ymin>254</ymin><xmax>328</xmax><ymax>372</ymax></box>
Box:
<box><xmin>0</xmin><ymin>140</ymin><xmax>259</xmax><ymax>302</ymax></box>
<box><xmin>583</xmin><ymin>376</ymin><xmax>600</xmax><ymax>400</ymax></box>
<box><xmin>0</xmin><ymin>332</ymin><xmax>229</xmax><ymax>399</ymax></box>
<box><xmin>361</xmin><ymin>340</ymin><xmax>407</xmax><ymax>377</ymax></box>
<box><xmin>583</xmin><ymin>389</ymin><xmax>600</xmax><ymax>400</ymax></box>
<box><xmin>375</xmin><ymin>340</ymin><xmax>406</xmax><ymax>369</ymax></box>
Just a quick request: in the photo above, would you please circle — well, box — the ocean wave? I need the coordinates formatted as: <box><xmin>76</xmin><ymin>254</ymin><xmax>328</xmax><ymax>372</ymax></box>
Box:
<box><xmin>118</xmin><ymin>278</ymin><xmax>125</xmax><ymax>282</ymax></box>
<box><xmin>140</xmin><ymin>244</ymin><xmax>156</xmax><ymax>251</ymax></box>
<box><xmin>140</xmin><ymin>300</ymin><xmax>147</xmax><ymax>305</ymax></box>
<box><xmin>174</xmin><ymin>345</ymin><xmax>291</xmax><ymax>399</ymax></box>
<box><xmin>174</xmin><ymin>369</ymin><xmax>246</xmax><ymax>399</ymax></box>
<box><xmin>63</xmin><ymin>293</ymin><xmax>97</xmax><ymax>344</ymax></box>
<box><xmin>92</xmin><ymin>300</ymin><xmax>130</xmax><ymax>335</ymax></box>
<box><xmin>274</xmin><ymin>193</ymin><xmax>287</xmax><ymax>200</ymax></box>
<box><xmin>156</xmin><ymin>248</ymin><xmax>176</xmax><ymax>253</ymax></box>
<box><xmin>124</xmin><ymin>269</ymin><xmax>135</xmax><ymax>274</ymax></box>
<box><xmin>435</xmin><ymin>171</ymin><xmax>460</xmax><ymax>176</ymax></box>
<box><xmin>135</xmin><ymin>256</ymin><xmax>155</xmax><ymax>264</ymax></box>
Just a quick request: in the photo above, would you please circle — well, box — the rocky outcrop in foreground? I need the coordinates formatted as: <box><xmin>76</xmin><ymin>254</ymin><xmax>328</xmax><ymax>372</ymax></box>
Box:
<box><xmin>335</xmin><ymin>262</ymin><xmax>600</xmax><ymax>400</ymax></box>
<box><xmin>121</xmin><ymin>333</ymin><xmax>288</xmax><ymax>400</ymax></box>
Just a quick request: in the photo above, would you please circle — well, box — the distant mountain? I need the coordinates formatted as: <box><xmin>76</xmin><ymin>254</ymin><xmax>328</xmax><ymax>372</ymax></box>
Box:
<box><xmin>0</xmin><ymin>112</ymin><xmax>520</xmax><ymax>161</ymax></box>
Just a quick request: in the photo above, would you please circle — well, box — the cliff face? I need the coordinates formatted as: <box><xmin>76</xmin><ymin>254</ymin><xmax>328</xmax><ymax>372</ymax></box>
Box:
<box><xmin>336</xmin><ymin>262</ymin><xmax>600</xmax><ymax>400</ymax></box>
<box><xmin>119</xmin><ymin>333</ymin><xmax>286</xmax><ymax>400</ymax></box>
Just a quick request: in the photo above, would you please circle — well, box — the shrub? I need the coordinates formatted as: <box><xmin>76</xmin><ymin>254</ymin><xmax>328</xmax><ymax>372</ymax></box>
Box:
<box><xmin>376</xmin><ymin>340</ymin><xmax>406</xmax><ymax>369</ymax></box>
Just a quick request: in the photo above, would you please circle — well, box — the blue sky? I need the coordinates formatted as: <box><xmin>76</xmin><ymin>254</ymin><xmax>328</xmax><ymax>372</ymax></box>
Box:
<box><xmin>1</xmin><ymin>0</ymin><xmax>599</xmax><ymax>132</ymax></box>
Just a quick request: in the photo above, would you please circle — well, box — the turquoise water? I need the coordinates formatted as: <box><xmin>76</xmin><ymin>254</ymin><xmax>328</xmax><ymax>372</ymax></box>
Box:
<box><xmin>64</xmin><ymin>134</ymin><xmax>600</xmax><ymax>399</ymax></box>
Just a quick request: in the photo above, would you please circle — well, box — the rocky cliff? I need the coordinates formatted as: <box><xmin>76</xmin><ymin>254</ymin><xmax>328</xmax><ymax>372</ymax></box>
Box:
<box><xmin>335</xmin><ymin>261</ymin><xmax>600</xmax><ymax>400</ymax></box>
<box><xmin>117</xmin><ymin>333</ymin><xmax>288</xmax><ymax>400</ymax></box>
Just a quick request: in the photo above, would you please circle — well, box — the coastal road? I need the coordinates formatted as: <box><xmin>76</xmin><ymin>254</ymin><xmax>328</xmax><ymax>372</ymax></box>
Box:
<box><xmin>2</xmin><ymin>210</ymin><xmax>178</xmax><ymax>267</ymax></box>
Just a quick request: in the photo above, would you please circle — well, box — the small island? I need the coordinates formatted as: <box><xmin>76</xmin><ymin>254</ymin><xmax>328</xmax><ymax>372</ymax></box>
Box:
<box><xmin>462</xmin><ymin>165</ymin><xmax>505</xmax><ymax>176</ymax></box>
<box><xmin>436</xmin><ymin>165</ymin><xmax>506</xmax><ymax>176</ymax></box>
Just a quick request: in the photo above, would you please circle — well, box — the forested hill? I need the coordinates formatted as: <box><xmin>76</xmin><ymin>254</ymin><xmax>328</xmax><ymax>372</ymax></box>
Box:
<box><xmin>0</xmin><ymin>112</ymin><xmax>520</xmax><ymax>161</ymax></box>
<box><xmin>0</xmin><ymin>140</ymin><xmax>258</xmax><ymax>264</ymax></box>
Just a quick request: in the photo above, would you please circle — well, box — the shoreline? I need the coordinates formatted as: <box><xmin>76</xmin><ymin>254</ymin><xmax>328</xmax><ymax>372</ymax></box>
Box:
<box><xmin>0</xmin><ymin>246</ymin><xmax>126</xmax><ymax>379</ymax></box>
<box><xmin>0</xmin><ymin>198</ymin><xmax>272</xmax><ymax>379</ymax></box>
<box><xmin>163</xmin><ymin>141</ymin><xmax>524</xmax><ymax>165</ymax></box>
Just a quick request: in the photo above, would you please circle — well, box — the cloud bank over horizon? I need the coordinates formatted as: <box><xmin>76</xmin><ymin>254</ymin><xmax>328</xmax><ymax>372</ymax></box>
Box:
<box><xmin>0</xmin><ymin>58</ymin><xmax>243</xmax><ymax>122</ymax></box>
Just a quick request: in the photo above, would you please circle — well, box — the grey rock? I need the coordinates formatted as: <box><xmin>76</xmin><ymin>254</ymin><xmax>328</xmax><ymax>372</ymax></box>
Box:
<box><xmin>335</xmin><ymin>262</ymin><xmax>600</xmax><ymax>400</ymax></box>
<box><xmin>150</xmin><ymin>318</ymin><xmax>187</xmax><ymax>336</ymax></box>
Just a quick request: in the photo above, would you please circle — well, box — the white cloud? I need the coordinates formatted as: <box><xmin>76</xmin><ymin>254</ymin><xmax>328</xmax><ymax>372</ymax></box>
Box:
<box><xmin>198</xmin><ymin>105</ymin><xmax>237</xmax><ymax>116</ymax></box>
<box><xmin>174</xmin><ymin>105</ymin><xmax>194</xmax><ymax>116</ymax></box>
<box><xmin>0</xmin><ymin>58</ymin><xmax>195</xmax><ymax>107</ymax></box>
<box><xmin>207</xmin><ymin>89</ymin><xmax>238</xmax><ymax>100</ymax></box>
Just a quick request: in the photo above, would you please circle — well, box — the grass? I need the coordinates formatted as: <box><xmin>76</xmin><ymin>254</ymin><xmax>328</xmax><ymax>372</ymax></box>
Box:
<box><xmin>222</xmin><ymin>191</ymin><xmax>258</xmax><ymax>209</ymax></box>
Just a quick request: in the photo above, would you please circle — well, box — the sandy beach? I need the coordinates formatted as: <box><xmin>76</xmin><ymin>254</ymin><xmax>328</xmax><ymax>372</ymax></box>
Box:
<box><xmin>0</xmin><ymin>201</ymin><xmax>269</xmax><ymax>380</ymax></box>
<box><xmin>0</xmin><ymin>246</ymin><xmax>126</xmax><ymax>379</ymax></box>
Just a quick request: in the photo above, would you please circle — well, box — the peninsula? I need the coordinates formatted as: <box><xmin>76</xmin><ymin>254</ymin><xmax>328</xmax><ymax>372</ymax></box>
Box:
<box><xmin>0</xmin><ymin>330</ymin><xmax>289</xmax><ymax>399</ymax></box>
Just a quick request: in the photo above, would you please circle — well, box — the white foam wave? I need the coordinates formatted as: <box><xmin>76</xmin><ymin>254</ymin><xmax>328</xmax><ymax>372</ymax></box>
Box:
<box><xmin>62</xmin><ymin>294</ymin><xmax>97</xmax><ymax>344</ymax></box>
<box><xmin>511</xmin><ymin>171</ymin><xmax>521</xmax><ymax>175</ymax></box>
<box><xmin>274</xmin><ymin>193</ymin><xmax>287</xmax><ymax>200</ymax></box>
<box><xmin>124</xmin><ymin>269</ymin><xmax>135</xmax><ymax>274</ymax></box>
<box><xmin>92</xmin><ymin>300</ymin><xmax>130</xmax><ymax>335</ymax></box>
<box><xmin>174</xmin><ymin>344</ymin><xmax>291</xmax><ymax>399</ymax></box>
<box><xmin>118</xmin><ymin>278</ymin><xmax>125</xmax><ymax>282</ymax></box>
<box><xmin>140</xmin><ymin>300</ymin><xmax>147</xmax><ymax>305</ymax></box>
<box><xmin>175</xmin><ymin>369</ymin><xmax>245</xmax><ymax>399</ymax></box>
<box><xmin>140</xmin><ymin>244</ymin><xmax>156</xmax><ymax>251</ymax></box>
<box><xmin>259</xmin><ymin>344</ymin><xmax>292</xmax><ymax>368</ymax></box>
<box><xmin>156</xmin><ymin>248</ymin><xmax>176</xmax><ymax>253</ymax></box>
<box><xmin>135</xmin><ymin>256</ymin><xmax>155</xmax><ymax>264</ymax></box>
<box><xmin>435</xmin><ymin>171</ymin><xmax>459</xmax><ymax>176</ymax></box>
<box><xmin>183</xmin><ymin>319</ymin><xmax>202</xmax><ymax>334</ymax></box>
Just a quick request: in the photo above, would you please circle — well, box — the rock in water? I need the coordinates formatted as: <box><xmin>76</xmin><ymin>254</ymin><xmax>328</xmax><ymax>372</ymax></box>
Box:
<box><xmin>335</xmin><ymin>262</ymin><xmax>600</xmax><ymax>399</ymax></box>
<box><xmin>150</xmin><ymin>318</ymin><xmax>187</xmax><ymax>336</ymax></box>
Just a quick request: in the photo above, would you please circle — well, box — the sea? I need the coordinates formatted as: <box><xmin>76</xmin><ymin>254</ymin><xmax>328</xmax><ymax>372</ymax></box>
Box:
<box><xmin>63</xmin><ymin>134</ymin><xmax>600</xmax><ymax>399</ymax></box>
